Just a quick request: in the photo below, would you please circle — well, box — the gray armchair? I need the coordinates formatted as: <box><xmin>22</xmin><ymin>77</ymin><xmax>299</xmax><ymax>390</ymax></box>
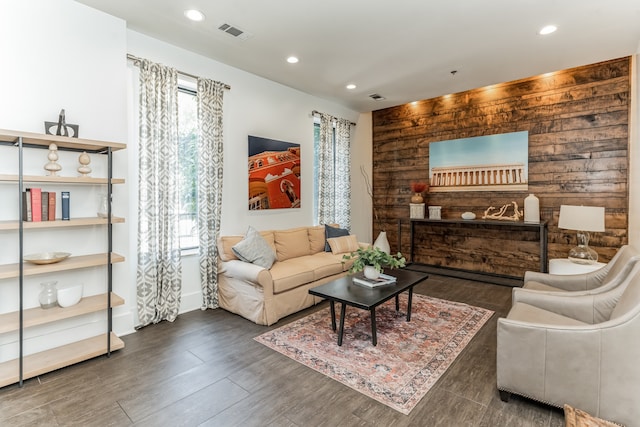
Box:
<box><xmin>497</xmin><ymin>262</ymin><xmax>640</xmax><ymax>427</ymax></box>
<box><xmin>522</xmin><ymin>244</ymin><xmax>640</xmax><ymax>293</ymax></box>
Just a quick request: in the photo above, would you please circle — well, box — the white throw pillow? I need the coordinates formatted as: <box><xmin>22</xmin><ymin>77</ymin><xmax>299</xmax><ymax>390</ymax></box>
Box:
<box><xmin>232</xmin><ymin>226</ymin><xmax>277</xmax><ymax>269</ymax></box>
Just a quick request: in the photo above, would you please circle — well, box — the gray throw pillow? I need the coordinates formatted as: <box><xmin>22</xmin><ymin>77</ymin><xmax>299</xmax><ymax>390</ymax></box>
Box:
<box><xmin>325</xmin><ymin>224</ymin><xmax>350</xmax><ymax>251</ymax></box>
<box><xmin>232</xmin><ymin>226</ymin><xmax>277</xmax><ymax>269</ymax></box>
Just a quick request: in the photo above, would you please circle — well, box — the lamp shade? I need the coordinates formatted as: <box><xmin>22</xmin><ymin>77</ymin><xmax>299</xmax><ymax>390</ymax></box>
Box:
<box><xmin>558</xmin><ymin>205</ymin><xmax>605</xmax><ymax>232</ymax></box>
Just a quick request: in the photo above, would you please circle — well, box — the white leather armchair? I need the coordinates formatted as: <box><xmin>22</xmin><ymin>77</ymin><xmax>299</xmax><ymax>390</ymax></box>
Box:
<box><xmin>497</xmin><ymin>262</ymin><xmax>640</xmax><ymax>427</ymax></box>
<box><xmin>522</xmin><ymin>244</ymin><xmax>640</xmax><ymax>293</ymax></box>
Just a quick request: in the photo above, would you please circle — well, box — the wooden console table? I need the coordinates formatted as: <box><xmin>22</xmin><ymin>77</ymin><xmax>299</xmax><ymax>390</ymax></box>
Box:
<box><xmin>409</xmin><ymin>218</ymin><xmax>549</xmax><ymax>277</ymax></box>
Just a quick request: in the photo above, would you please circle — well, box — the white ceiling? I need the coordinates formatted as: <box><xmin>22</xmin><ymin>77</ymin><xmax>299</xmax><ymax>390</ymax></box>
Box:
<box><xmin>76</xmin><ymin>0</ymin><xmax>640</xmax><ymax>113</ymax></box>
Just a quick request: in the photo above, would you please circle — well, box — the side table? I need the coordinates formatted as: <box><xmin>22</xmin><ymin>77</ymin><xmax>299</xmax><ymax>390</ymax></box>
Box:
<box><xmin>549</xmin><ymin>258</ymin><xmax>606</xmax><ymax>275</ymax></box>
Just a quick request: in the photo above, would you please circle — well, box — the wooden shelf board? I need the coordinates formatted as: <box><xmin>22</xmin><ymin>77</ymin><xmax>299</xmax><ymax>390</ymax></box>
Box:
<box><xmin>0</xmin><ymin>216</ymin><xmax>125</xmax><ymax>231</ymax></box>
<box><xmin>0</xmin><ymin>332</ymin><xmax>124</xmax><ymax>388</ymax></box>
<box><xmin>0</xmin><ymin>129</ymin><xmax>126</xmax><ymax>152</ymax></box>
<box><xmin>0</xmin><ymin>253</ymin><xmax>125</xmax><ymax>280</ymax></box>
<box><xmin>0</xmin><ymin>174</ymin><xmax>125</xmax><ymax>184</ymax></box>
<box><xmin>0</xmin><ymin>293</ymin><xmax>124</xmax><ymax>334</ymax></box>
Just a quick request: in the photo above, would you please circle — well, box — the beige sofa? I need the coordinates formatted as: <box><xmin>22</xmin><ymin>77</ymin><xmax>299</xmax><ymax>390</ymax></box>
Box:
<box><xmin>217</xmin><ymin>225</ymin><xmax>359</xmax><ymax>325</ymax></box>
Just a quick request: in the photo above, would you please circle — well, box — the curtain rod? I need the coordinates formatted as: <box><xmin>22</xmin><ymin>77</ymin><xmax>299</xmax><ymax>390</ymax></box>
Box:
<box><xmin>127</xmin><ymin>54</ymin><xmax>231</xmax><ymax>91</ymax></box>
<box><xmin>311</xmin><ymin>110</ymin><xmax>356</xmax><ymax>126</ymax></box>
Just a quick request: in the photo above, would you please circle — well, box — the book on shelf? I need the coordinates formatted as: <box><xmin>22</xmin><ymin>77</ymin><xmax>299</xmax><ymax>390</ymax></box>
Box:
<box><xmin>22</xmin><ymin>189</ymin><xmax>32</xmax><ymax>221</ymax></box>
<box><xmin>48</xmin><ymin>191</ymin><xmax>56</xmax><ymax>221</ymax></box>
<box><xmin>61</xmin><ymin>191</ymin><xmax>70</xmax><ymax>220</ymax></box>
<box><xmin>41</xmin><ymin>191</ymin><xmax>49</xmax><ymax>221</ymax></box>
<box><xmin>352</xmin><ymin>272</ymin><xmax>397</xmax><ymax>288</ymax></box>
<box><xmin>30</xmin><ymin>188</ymin><xmax>42</xmax><ymax>222</ymax></box>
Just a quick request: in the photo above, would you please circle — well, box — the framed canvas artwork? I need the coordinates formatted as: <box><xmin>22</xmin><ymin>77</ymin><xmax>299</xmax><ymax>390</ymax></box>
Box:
<box><xmin>248</xmin><ymin>135</ymin><xmax>301</xmax><ymax>210</ymax></box>
<box><xmin>429</xmin><ymin>131</ymin><xmax>529</xmax><ymax>192</ymax></box>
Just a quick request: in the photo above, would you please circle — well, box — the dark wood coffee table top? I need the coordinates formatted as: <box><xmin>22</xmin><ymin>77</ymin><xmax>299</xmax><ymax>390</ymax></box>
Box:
<box><xmin>309</xmin><ymin>268</ymin><xmax>428</xmax><ymax>309</ymax></box>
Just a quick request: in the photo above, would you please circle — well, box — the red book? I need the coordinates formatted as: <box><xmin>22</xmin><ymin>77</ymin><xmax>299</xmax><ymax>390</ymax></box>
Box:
<box><xmin>48</xmin><ymin>192</ymin><xmax>56</xmax><ymax>221</ymax></box>
<box><xmin>30</xmin><ymin>188</ymin><xmax>42</xmax><ymax>222</ymax></box>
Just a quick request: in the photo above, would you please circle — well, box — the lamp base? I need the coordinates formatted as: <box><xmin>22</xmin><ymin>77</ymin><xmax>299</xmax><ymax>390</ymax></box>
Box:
<box><xmin>568</xmin><ymin>245</ymin><xmax>599</xmax><ymax>265</ymax></box>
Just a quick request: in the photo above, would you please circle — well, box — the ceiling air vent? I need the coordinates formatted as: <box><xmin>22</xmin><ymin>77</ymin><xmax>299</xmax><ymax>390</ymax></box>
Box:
<box><xmin>369</xmin><ymin>93</ymin><xmax>386</xmax><ymax>101</ymax></box>
<box><xmin>218</xmin><ymin>23</ymin><xmax>253</xmax><ymax>40</ymax></box>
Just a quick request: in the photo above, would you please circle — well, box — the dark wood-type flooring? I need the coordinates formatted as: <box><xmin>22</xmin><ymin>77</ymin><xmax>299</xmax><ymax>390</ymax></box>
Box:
<box><xmin>0</xmin><ymin>275</ymin><xmax>565</xmax><ymax>426</ymax></box>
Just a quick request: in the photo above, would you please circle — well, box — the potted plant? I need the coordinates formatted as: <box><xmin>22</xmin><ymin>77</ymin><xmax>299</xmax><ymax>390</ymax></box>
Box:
<box><xmin>343</xmin><ymin>246</ymin><xmax>406</xmax><ymax>279</ymax></box>
<box><xmin>410</xmin><ymin>181</ymin><xmax>428</xmax><ymax>203</ymax></box>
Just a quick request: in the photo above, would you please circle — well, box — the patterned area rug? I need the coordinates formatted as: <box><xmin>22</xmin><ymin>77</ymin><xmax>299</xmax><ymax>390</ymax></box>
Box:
<box><xmin>254</xmin><ymin>294</ymin><xmax>493</xmax><ymax>415</ymax></box>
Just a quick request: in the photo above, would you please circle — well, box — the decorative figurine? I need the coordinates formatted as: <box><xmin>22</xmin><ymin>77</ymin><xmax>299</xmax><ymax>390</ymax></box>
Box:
<box><xmin>77</xmin><ymin>151</ymin><xmax>91</xmax><ymax>176</ymax></box>
<box><xmin>44</xmin><ymin>108</ymin><xmax>79</xmax><ymax>138</ymax></box>
<box><xmin>482</xmin><ymin>202</ymin><xmax>522</xmax><ymax>221</ymax></box>
<box><xmin>44</xmin><ymin>143</ymin><xmax>62</xmax><ymax>176</ymax></box>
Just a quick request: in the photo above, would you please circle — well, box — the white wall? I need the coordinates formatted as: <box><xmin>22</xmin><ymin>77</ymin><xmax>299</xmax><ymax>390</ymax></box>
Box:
<box><xmin>0</xmin><ymin>0</ymin><xmax>367</xmax><ymax>345</ymax></box>
<box><xmin>0</xmin><ymin>0</ymin><xmax>131</xmax><ymax>358</ymax></box>
<box><xmin>125</xmin><ymin>31</ymin><xmax>363</xmax><ymax>316</ymax></box>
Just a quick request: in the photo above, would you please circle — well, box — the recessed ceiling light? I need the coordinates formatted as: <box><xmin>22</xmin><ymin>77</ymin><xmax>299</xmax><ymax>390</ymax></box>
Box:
<box><xmin>539</xmin><ymin>25</ymin><xmax>557</xmax><ymax>35</ymax></box>
<box><xmin>346</xmin><ymin>84</ymin><xmax>356</xmax><ymax>90</ymax></box>
<box><xmin>287</xmin><ymin>56</ymin><xmax>299</xmax><ymax>64</ymax></box>
<box><xmin>184</xmin><ymin>9</ymin><xmax>205</xmax><ymax>22</ymax></box>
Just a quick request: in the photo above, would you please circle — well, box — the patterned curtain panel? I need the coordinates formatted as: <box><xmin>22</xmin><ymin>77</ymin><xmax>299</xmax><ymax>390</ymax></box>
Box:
<box><xmin>317</xmin><ymin>113</ymin><xmax>352</xmax><ymax>230</ymax></box>
<box><xmin>136</xmin><ymin>59</ymin><xmax>183</xmax><ymax>327</ymax></box>
<box><xmin>334</xmin><ymin>117</ymin><xmax>352</xmax><ymax>229</ymax></box>
<box><xmin>196</xmin><ymin>78</ymin><xmax>225</xmax><ymax>309</ymax></box>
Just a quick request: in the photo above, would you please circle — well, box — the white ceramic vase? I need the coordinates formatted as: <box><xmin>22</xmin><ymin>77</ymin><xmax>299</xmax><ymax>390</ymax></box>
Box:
<box><xmin>363</xmin><ymin>265</ymin><xmax>381</xmax><ymax>280</ymax></box>
<box><xmin>524</xmin><ymin>193</ymin><xmax>540</xmax><ymax>223</ymax></box>
<box><xmin>373</xmin><ymin>231</ymin><xmax>390</xmax><ymax>254</ymax></box>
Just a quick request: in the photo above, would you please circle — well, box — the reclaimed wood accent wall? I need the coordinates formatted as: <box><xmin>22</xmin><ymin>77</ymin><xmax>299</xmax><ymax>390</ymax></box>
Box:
<box><xmin>372</xmin><ymin>57</ymin><xmax>631</xmax><ymax>278</ymax></box>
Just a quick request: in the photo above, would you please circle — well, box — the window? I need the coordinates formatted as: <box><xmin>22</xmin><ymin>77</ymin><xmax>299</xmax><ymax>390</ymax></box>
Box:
<box><xmin>177</xmin><ymin>87</ymin><xmax>198</xmax><ymax>249</ymax></box>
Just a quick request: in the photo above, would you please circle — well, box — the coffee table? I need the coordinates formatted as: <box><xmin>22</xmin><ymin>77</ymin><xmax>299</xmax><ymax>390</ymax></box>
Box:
<box><xmin>309</xmin><ymin>268</ymin><xmax>429</xmax><ymax>346</ymax></box>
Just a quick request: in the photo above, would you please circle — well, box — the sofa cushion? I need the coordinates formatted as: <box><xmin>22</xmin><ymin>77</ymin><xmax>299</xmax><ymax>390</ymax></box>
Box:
<box><xmin>218</xmin><ymin>231</ymin><xmax>275</xmax><ymax>261</ymax></box>
<box><xmin>327</xmin><ymin>234</ymin><xmax>359</xmax><ymax>255</ymax></box>
<box><xmin>325</xmin><ymin>224</ymin><xmax>349</xmax><ymax>251</ymax></box>
<box><xmin>308</xmin><ymin>225</ymin><xmax>326</xmax><ymax>254</ymax></box>
<box><xmin>274</xmin><ymin>227</ymin><xmax>311</xmax><ymax>261</ymax></box>
<box><xmin>232</xmin><ymin>226</ymin><xmax>277</xmax><ymax>269</ymax></box>
<box><xmin>270</xmin><ymin>260</ymin><xmax>315</xmax><ymax>293</ymax></box>
<box><xmin>297</xmin><ymin>253</ymin><xmax>346</xmax><ymax>280</ymax></box>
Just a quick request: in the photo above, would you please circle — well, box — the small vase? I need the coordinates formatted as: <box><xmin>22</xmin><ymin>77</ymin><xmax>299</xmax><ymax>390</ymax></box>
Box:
<box><xmin>524</xmin><ymin>193</ymin><xmax>540</xmax><ymax>223</ymax></box>
<box><xmin>373</xmin><ymin>231</ymin><xmax>390</xmax><ymax>254</ymax></box>
<box><xmin>364</xmin><ymin>265</ymin><xmax>381</xmax><ymax>280</ymax></box>
<box><xmin>411</xmin><ymin>193</ymin><xmax>424</xmax><ymax>204</ymax></box>
<box><xmin>39</xmin><ymin>281</ymin><xmax>58</xmax><ymax>309</ymax></box>
<box><xmin>97</xmin><ymin>194</ymin><xmax>109</xmax><ymax>218</ymax></box>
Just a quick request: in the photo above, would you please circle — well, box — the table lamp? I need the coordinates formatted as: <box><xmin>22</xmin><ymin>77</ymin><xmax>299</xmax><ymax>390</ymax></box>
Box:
<box><xmin>558</xmin><ymin>205</ymin><xmax>605</xmax><ymax>265</ymax></box>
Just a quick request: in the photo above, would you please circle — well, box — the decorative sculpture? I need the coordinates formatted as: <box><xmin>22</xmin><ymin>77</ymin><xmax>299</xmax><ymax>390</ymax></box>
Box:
<box><xmin>482</xmin><ymin>202</ymin><xmax>522</xmax><ymax>221</ymax></box>
<box><xmin>77</xmin><ymin>151</ymin><xmax>91</xmax><ymax>176</ymax></box>
<box><xmin>44</xmin><ymin>108</ymin><xmax>79</xmax><ymax>138</ymax></box>
<box><xmin>44</xmin><ymin>143</ymin><xmax>62</xmax><ymax>176</ymax></box>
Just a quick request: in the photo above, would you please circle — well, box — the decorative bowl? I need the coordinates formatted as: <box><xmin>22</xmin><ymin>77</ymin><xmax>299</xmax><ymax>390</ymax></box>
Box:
<box><xmin>24</xmin><ymin>252</ymin><xmax>71</xmax><ymax>265</ymax></box>
<box><xmin>461</xmin><ymin>212</ymin><xmax>476</xmax><ymax>220</ymax></box>
<box><xmin>57</xmin><ymin>283</ymin><xmax>83</xmax><ymax>308</ymax></box>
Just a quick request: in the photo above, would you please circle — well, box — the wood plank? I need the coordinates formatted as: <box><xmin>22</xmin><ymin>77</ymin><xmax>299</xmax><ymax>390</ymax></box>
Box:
<box><xmin>0</xmin><ymin>216</ymin><xmax>125</xmax><ymax>231</ymax></box>
<box><xmin>0</xmin><ymin>332</ymin><xmax>124</xmax><ymax>388</ymax></box>
<box><xmin>0</xmin><ymin>174</ymin><xmax>125</xmax><ymax>184</ymax></box>
<box><xmin>371</xmin><ymin>57</ymin><xmax>630</xmax><ymax>276</ymax></box>
<box><xmin>0</xmin><ymin>253</ymin><xmax>125</xmax><ymax>280</ymax></box>
<box><xmin>0</xmin><ymin>293</ymin><xmax>125</xmax><ymax>334</ymax></box>
<box><xmin>0</xmin><ymin>129</ymin><xmax>126</xmax><ymax>152</ymax></box>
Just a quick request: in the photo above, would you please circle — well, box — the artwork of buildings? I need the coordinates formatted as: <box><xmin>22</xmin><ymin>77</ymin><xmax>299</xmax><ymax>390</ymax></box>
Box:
<box><xmin>430</xmin><ymin>163</ymin><xmax>527</xmax><ymax>192</ymax></box>
<box><xmin>248</xmin><ymin>136</ymin><xmax>301</xmax><ymax>210</ymax></box>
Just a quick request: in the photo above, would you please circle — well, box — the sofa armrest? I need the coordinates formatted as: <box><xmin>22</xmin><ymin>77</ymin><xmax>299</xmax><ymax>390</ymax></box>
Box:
<box><xmin>512</xmin><ymin>288</ymin><xmax>597</xmax><ymax>323</ymax></box>
<box><xmin>219</xmin><ymin>259</ymin><xmax>273</xmax><ymax>289</ymax></box>
<box><xmin>523</xmin><ymin>270</ymin><xmax>589</xmax><ymax>291</ymax></box>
